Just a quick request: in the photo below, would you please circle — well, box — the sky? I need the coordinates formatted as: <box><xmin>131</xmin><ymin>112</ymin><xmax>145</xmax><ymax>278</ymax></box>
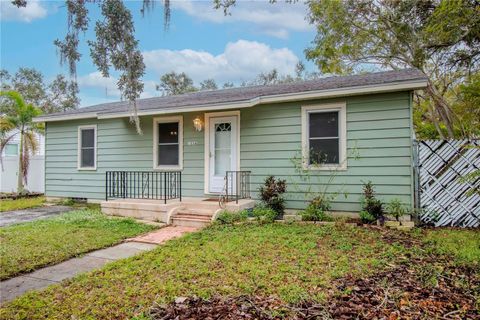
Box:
<box><xmin>0</xmin><ymin>0</ymin><xmax>317</xmax><ymax>107</ymax></box>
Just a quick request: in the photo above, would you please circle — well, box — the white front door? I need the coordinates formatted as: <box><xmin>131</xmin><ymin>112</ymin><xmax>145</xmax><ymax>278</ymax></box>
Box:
<box><xmin>209</xmin><ymin>116</ymin><xmax>238</xmax><ymax>193</ymax></box>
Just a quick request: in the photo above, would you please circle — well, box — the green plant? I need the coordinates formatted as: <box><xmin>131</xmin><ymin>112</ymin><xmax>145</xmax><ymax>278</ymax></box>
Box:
<box><xmin>360</xmin><ymin>181</ymin><xmax>384</xmax><ymax>223</ymax></box>
<box><xmin>258</xmin><ymin>176</ymin><xmax>286</xmax><ymax>217</ymax></box>
<box><xmin>359</xmin><ymin>210</ymin><xmax>376</xmax><ymax>224</ymax></box>
<box><xmin>252</xmin><ymin>206</ymin><xmax>277</xmax><ymax>223</ymax></box>
<box><xmin>386</xmin><ymin>198</ymin><xmax>407</xmax><ymax>221</ymax></box>
<box><xmin>300</xmin><ymin>202</ymin><xmax>333</xmax><ymax>222</ymax></box>
<box><xmin>214</xmin><ymin>210</ymin><xmax>248</xmax><ymax>225</ymax></box>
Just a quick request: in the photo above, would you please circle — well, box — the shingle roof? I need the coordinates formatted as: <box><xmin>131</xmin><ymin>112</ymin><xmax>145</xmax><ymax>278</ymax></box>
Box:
<box><xmin>37</xmin><ymin>68</ymin><xmax>427</xmax><ymax>121</ymax></box>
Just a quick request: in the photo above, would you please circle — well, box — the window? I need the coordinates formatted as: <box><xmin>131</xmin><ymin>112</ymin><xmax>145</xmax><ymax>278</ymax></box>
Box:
<box><xmin>302</xmin><ymin>103</ymin><xmax>347</xmax><ymax>170</ymax></box>
<box><xmin>78</xmin><ymin>125</ymin><xmax>97</xmax><ymax>170</ymax></box>
<box><xmin>153</xmin><ymin>116</ymin><xmax>183</xmax><ymax>170</ymax></box>
<box><xmin>4</xmin><ymin>144</ymin><xmax>18</xmax><ymax>156</ymax></box>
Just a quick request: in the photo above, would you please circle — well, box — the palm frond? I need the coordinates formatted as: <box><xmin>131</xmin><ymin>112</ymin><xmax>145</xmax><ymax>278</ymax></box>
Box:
<box><xmin>0</xmin><ymin>91</ymin><xmax>26</xmax><ymax>110</ymax></box>
<box><xmin>0</xmin><ymin>117</ymin><xmax>15</xmax><ymax>136</ymax></box>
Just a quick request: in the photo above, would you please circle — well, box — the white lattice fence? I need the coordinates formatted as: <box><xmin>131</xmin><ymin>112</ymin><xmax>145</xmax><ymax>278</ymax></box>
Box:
<box><xmin>416</xmin><ymin>139</ymin><xmax>479</xmax><ymax>227</ymax></box>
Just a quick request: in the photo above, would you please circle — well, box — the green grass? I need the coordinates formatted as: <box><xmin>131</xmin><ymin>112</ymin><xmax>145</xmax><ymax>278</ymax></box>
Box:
<box><xmin>1</xmin><ymin>224</ymin><xmax>477</xmax><ymax>320</ymax></box>
<box><xmin>424</xmin><ymin>228</ymin><xmax>480</xmax><ymax>265</ymax></box>
<box><xmin>0</xmin><ymin>196</ymin><xmax>45</xmax><ymax>212</ymax></box>
<box><xmin>0</xmin><ymin>209</ymin><xmax>157</xmax><ymax>280</ymax></box>
<box><xmin>0</xmin><ymin>223</ymin><xmax>411</xmax><ymax>319</ymax></box>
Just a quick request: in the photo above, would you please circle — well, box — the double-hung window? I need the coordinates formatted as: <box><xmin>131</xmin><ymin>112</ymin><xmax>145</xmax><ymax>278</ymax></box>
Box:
<box><xmin>153</xmin><ymin>116</ymin><xmax>183</xmax><ymax>170</ymax></box>
<box><xmin>78</xmin><ymin>125</ymin><xmax>97</xmax><ymax>170</ymax></box>
<box><xmin>302</xmin><ymin>103</ymin><xmax>347</xmax><ymax>170</ymax></box>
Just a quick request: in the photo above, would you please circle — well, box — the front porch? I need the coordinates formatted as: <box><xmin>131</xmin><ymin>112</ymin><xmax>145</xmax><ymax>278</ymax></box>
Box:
<box><xmin>101</xmin><ymin>197</ymin><xmax>255</xmax><ymax>227</ymax></box>
<box><xmin>102</xmin><ymin>170</ymin><xmax>255</xmax><ymax>227</ymax></box>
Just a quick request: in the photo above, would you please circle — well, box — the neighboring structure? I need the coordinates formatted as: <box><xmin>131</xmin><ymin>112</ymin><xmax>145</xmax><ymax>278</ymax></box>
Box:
<box><xmin>34</xmin><ymin>69</ymin><xmax>427</xmax><ymax>224</ymax></box>
<box><xmin>0</xmin><ymin>131</ymin><xmax>45</xmax><ymax>193</ymax></box>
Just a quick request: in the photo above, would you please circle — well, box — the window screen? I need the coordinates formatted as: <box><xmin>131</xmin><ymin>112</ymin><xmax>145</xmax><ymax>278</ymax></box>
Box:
<box><xmin>308</xmin><ymin>111</ymin><xmax>339</xmax><ymax>164</ymax></box>
<box><xmin>157</xmin><ymin>122</ymin><xmax>179</xmax><ymax>166</ymax></box>
<box><xmin>79</xmin><ymin>128</ymin><xmax>95</xmax><ymax>168</ymax></box>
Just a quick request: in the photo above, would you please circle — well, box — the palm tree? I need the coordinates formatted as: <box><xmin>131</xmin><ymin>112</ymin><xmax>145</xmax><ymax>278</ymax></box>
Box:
<box><xmin>0</xmin><ymin>91</ymin><xmax>43</xmax><ymax>194</ymax></box>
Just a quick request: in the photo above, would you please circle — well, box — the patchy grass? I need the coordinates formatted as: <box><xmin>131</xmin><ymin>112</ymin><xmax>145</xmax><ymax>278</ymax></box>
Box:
<box><xmin>0</xmin><ymin>196</ymin><xmax>45</xmax><ymax>212</ymax></box>
<box><xmin>0</xmin><ymin>224</ymin><xmax>411</xmax><ymax>319</ymax></box>
<box><xmin>424</xmin><ymin>228</ymin><xmax>480</xmax><ymax>265</ymax></box>
<box><xmin>1</xmin><ymin>224</ymin><xmax>477</xmax><ymax>320</ymax></box>
<box><xmin>0</xmin><ymin>209</ymin><xmax>156</xmax><ymax>280</ymax></box>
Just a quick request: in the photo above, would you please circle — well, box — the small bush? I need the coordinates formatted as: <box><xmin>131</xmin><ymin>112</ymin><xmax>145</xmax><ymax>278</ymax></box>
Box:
<box><xmin>252</xmin><ymin>206</ymin><xmax>277</xmax><ymax>223</ymax></box>
<box><xmin>361</xmin><ymin>181</ymin><xmax>384</xmax><ymax>222</ymax></box>
<box><xmin>359</xmin><ymin>210</ymin><xmax>376</xmax><ymax>224</ymax></box>
<box><xmin>386</xmin><ymin>198</ymin><xmax>407</xmax><ymax>221</ymax></box>
<box><xmin>300</xmin><ymin>203</ymin><xmax>333</xmax><ymax>222</ymax></box>
<box><xmin>259</xmin><ymin>176</ymin><xmax>286</xmax><ymax>217</ymax></box>
<box><xmin>215</xmin><ymin>210</ymin><xmax>248</xmax><ymax>225</ymax></box>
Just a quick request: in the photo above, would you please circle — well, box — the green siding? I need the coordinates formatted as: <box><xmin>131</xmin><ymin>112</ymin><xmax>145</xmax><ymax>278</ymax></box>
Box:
<box><xmin>45</xmin><ymin>91</ymin><xmax>413</xmax><ymax>211</ymax></box>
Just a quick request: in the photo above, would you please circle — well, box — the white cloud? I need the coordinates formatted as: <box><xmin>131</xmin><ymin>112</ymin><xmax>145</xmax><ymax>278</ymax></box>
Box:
<box><xmin>143</xmin><ymin>40</ymin><xmax>299</xmax><ymax>84</ymax></box>
<box><xmin>0</xmin><ymin>0</ymin><xmax>48</xmax><ymax>22</ymax></box>
<box><xmin>172</xmin><ymin>0</ymin><xmax>312</xmax><ymax>39</ymax></box>
<box><xmin>77</xmin><ymin>72</ymin><xmax>121</xmax><ymax>97</ymax></box>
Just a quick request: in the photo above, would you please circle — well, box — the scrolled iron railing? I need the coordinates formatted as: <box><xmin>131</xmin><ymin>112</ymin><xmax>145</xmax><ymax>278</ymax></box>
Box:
<box><xmin>225</xmin><ymin>170</ymin><xmax>251</xmax><ymax>204</ymax></box>
<box><xmin>105</xmin><ymin>171</ymin><xmax>181</xmax><ymax>204</ymax></box>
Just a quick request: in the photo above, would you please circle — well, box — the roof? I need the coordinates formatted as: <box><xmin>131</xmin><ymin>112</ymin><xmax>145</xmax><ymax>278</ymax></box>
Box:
<box><xmin>35</xmin><ymin>68</ymin><xmax>427</xmax><ymax>122</ymax></box>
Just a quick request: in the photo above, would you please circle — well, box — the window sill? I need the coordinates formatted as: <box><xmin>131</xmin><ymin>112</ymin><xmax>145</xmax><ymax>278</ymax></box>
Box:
<box><xmin>77</xmin><ymin>167</ymin><xmax>97</xmax><ymax>171</ymax></box>
<box><xmin>303</xmin><ymin>164</ymin><xmax>347</xmax><ymax>171</ymax></box>
<box><xmin>153</xmin><ymin>166</ymin><xmax>183</xmax><ymax>171</ymax></box>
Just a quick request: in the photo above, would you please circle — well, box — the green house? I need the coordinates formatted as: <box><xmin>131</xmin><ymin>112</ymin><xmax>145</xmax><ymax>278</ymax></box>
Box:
<box><xmin>35</xmin><ymin>69</ymin><xmax>427</xmax><ymax>225</ymax></box>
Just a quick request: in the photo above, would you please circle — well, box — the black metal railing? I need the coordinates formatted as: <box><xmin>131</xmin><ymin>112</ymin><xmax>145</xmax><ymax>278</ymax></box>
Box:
<box><xmin>225</xmin><ymin>170</ymin><xmax>251</xmax><ymax>204</ymax></box>
<box><xmin>105</xmin><ymin>171</ymin><xmax>181</xmax><ymax>204</ymax></box>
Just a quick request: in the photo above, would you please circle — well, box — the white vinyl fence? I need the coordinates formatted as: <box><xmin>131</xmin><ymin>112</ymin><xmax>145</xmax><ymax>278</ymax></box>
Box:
<box><xmin>415</xmin><ymin>139</ymin><xmax>479</xmax><ymax>227</ymax></box>
<box><xmin>0</xmin><ymin>156</ymin><xmax>45</xmax><ymax>193</ymax></box>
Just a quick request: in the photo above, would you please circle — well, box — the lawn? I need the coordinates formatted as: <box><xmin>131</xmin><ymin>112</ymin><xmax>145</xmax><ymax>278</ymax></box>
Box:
<box><xmin>0</xmin><ymin>209</ymin><xmax>157</xmax><ymax>280</ymax></box>
<box><xmin>0</xmin><ymin>196</ymin><xmax>45</xmax><ymax>212</ymax></box>
<box><xmin>1</xmin><ymin>223</ymin><xmax>478</xmax><ymax>319</ymax></box>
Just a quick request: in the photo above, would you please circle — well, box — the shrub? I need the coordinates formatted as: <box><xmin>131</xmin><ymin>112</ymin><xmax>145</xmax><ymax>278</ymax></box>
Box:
<box><xmin>300</xmin><ymin>203</ymin><xmax>333</xmax><ymax>222</ymax></box>
<box><xmin>214</xmin><ymin>210</ymin><xmax>248</xmax><ymax>225</ymax></box>
<box><xmin>386</xmin><ymin>198</ymin><xmax>407</xmax><ymax>221</ymax></box>
<box><xmin>361</xmin><ymin>181</ymin><xmax>384</xmax><ymax>222</ymax></box>
<box><xmin>252</xmin><ymin>206</ymin><xmax>277</xmax><ymax>223</ymax></box>
<box><xmin>259</xmin><ymin>176</ymin><xmax>286</xmax><ymax>217</ymax></box>
<box><xmin>359</xmin><ymin>210</ymin><xmax>376</xmax><ymax>224</ymax></box>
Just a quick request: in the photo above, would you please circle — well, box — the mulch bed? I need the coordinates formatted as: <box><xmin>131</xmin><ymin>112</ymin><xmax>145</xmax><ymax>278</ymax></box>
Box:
<box><xmin>147</xmin><ymin>229</ymin><xmax>479</xmax><ymax>320</ymax></box>
<box><xmin>0</xmin><ymin>192</ymin><xmax>43</xmax><ymax>200</ymax></box>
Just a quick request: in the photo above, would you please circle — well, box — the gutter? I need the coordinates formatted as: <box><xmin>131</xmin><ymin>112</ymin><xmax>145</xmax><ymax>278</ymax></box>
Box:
<box><xmin>33</xmin><ymin>79</ymin><xmax>427</xmax><ymax>123</ymax></box>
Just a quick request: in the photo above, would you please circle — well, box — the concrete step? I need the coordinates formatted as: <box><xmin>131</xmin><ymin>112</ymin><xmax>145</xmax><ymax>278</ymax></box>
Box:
<box><xmin>176</xmin><ymin>208</ymin><xmax>214</xmax><ymax>217</ymax></box>
<box><xmin>180</xmin><ymin>201</ymin><xmax>221</xmax><ymax>211</ymax></box>
<box><xmin>175</xmin><ymin>213</ymin><xmax>212</xmax><ymax>220</ymax></box>
<box><xmin>171</xmin><ymin>217</ymin><xmax>211</xmax><ymax>228</ymax></box>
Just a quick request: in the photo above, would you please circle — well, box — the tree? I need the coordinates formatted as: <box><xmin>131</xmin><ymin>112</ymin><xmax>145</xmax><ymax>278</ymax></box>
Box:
<box><xmin>199</xmin><ymin>79</ymin><xmax>218</xmax><ymax>91</ymax></box>
<box><xmin>0</xmin><ymin>68</ymin><xmax>79</xmax><ymax>114</ymax></box>
<box><xmin>156</xmin><ymin>72</ymin><xmax>197</xmax><ymax>96</ymax></box>
<box><xmin>304</xmin><ymin>0</ymin><xmax>480</xmax><ymax>139</ymax></box>
<box><xmin>0</xmin><ymin>91</ymin><xmax>44</xmax><ymax>194</ymax></box>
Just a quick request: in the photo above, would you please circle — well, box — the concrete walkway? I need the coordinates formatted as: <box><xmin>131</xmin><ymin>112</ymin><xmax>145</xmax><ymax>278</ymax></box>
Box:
<box><xmin>0</xmin><ymin>226</ymin><xmax>198</xmax><ymax>303</ymax></box>
<box><xmin>0</xmin><ymin>206</ymin><xmax>72</xmax><ymax>227</ymax></box>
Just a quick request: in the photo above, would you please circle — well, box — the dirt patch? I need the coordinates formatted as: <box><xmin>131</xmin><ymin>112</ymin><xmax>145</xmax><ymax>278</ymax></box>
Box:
<box><xmin>146</xmin><ymin>228</ymin><xmax>479</xmax><ymax>320</ymax></box>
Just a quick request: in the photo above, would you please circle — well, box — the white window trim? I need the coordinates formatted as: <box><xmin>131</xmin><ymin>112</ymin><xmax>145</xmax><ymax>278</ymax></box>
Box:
<box><xmin>204</xmin><ymin>110</ymin><xmax>241</xmax><ymax>194</ymax></box>
<box><xmin>153</xmin><ymin>116</ymin><xmax>183</xmax><ymax>171</ymax></box>
<box><xmin>77</xmin><ymin>125</ymin><xmax>97</xmax><ymax>171</ymax></box>
<box><xmin>301</xmin><ymin>102</ymin><xmax>347</xmax><ymax>171</ymax></box>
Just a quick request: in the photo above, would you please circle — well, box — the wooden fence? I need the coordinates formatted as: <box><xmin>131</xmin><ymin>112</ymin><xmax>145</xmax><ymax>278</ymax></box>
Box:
<box><xmin>414</xmin><ymin>139</ymin><xmax>479</xmax><ymax>227</ymax></box>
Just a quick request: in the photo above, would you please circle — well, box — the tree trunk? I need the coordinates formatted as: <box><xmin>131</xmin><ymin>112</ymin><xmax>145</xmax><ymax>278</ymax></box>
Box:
<box><xmin>17</xmin><ymin>129</ymin><xmax>24</xmax><ymax>194</ymax></box>
<box><xmin>425</xmin><ymin>81</ymin><xmax>455</xmax><ymax>139</ymax></box>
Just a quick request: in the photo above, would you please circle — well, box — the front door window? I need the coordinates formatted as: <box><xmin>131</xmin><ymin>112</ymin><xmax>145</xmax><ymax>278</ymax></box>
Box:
<box><xmin>214</xmin><ymin>123</ymin><xmax>232</xmax><ymax>175</ymax></box>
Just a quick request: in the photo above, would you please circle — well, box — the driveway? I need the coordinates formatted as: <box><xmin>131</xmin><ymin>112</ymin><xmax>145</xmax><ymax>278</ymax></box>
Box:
<box><xmin>0</xmin><ymin>206</ymin><xmax>72</xmax><ymax>227</ymax></box>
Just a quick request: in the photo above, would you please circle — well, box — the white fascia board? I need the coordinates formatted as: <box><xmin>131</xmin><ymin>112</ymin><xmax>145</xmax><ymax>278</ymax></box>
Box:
<box><xmin>32</xmin><ymin>112</ymin><xmax>98</xmax><ymax>123</ymax></box>
<box><xmin>34</xmin><ymin>79</ymin><xmax>427</xmax><ymax>122</ymax></box>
